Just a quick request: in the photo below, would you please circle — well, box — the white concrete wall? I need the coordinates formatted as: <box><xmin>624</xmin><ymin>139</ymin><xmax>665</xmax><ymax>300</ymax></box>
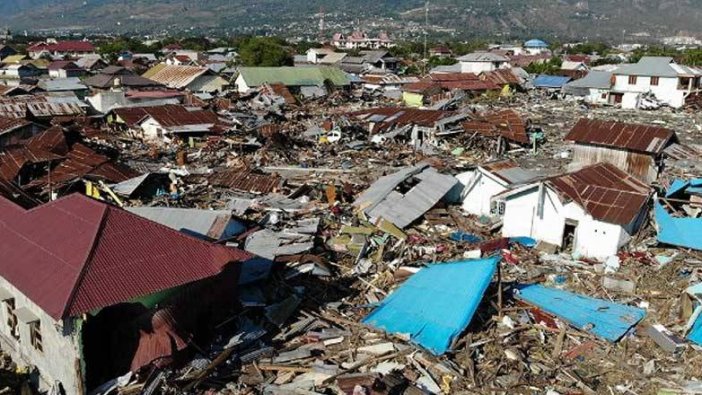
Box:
<box><xmin>459</xmin><ymin>61</ymin><xmax>497</xmax><ymax>74</ymax></box>
<box><xmin>234</xmin><ymin>75</ymin><xmax>251</xmax><ymax>93</ymax></box>
<box><xmin>586</xmin><ymin>88</ymin><xmax>610</xmax><ymax>105</ymax></box>
<box><xmin>0</xmin><ymin>277</ymin><xmax>83</xmax><ymax>394</ymax></box>
<box><xmin>502</xmin><ymin>185</ymin><xmax>631</xmax><ymax>259</ymax></box>
<box><xmin>613</xmin><ymin>75</ymin><xmax>684</xmax><ymax>108</ymax></box>
<box><xmin>457</xmin><ymin>170</ymin><xmax>507</xmax><ymax>217</ymax></box>
<box><xmin>140</xmin><ymin>117</ymin><xmax>164</xmax><ymax>141</ymax></box>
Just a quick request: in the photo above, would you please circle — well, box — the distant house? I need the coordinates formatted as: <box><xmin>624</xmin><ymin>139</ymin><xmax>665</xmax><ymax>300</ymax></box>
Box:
<box><xmin>74</xmin><ymin>55</ymin><xmax>109</xmax><ymax>72</ymax></box>
<box><xmin>47</xmin><ymin>61</ymin><xmax>85</xmax><ymax>78</ymax></box>
<box><xmin>166</xmin><ymin>54</ymin><xmax>196</xmax><ymax>66</ymax></box>
<box><xmin>332</xmin><ymin>31</ymin><xmax>394</xmax><ymax>50</ymax></box>
<box><xmin>27</xmin><ymin>40</ymin><xmax>96</xmax><ymax>59</ymax></box>
<box><xmin>456</xmin><ymin>159</ymin><xmax>541</xmax><ymax>218</ymax></box>
<box><xmin>0</xmin><ymin>193</ymin><xmax>249</xmax><ymax>393</ymax></box>
<box><xmin>429</xmin><ymin>46</ymin><xmax>453</xmax><ymax>58</ymax></box>
<box><xmin>110</xmin><ymin>104</ymin><xmax>223</xmax><ymax>142</ymax></box>
<box><xmin>84</xmin><ymin>66</ymin><xmax>163</xmax><ymax>90</ymax></box>
<box><xmin>611</xmin><ymin>56</ymin><xmax>702</xmax><ymax>109</ymax></box>
<box><xmin>564</xmin><ymin>118</ymin><xmax>677</xmax><ymax>183</ymax></box>
<box><xmin>1</xmin><ymin>63</ymin><xmax>42</xmax><ymax>79</ymax></box>
<box><xmin>560</xmin><ymin>60</ymin><xmax>589</xmax><ymax>79</ymax></box>
<box><xmin>0</xmin><ymin>46</ymin><xmax>18</xmax><ymax>61</ymax></box>
<box><xmin>340</xmin><ymin>50</ymin><xmax>398</xmax><ymax>74</ymax></box>
<box><xmin>563</xmin><ymin>70</ymin><xmax>614</xmax><ymax>105</ymax></box>
<box><xmin>499</xmin><ymin>162</ymin><xmax>651</xmax><ymax>259</ymax></box>
<box><xmin>305</xmin><ymin>48</ymin><xmax>348</xmax><ymax>65</ymax></box>
<box><xmin>36</xmin><ymin>78</ymin><xmax>89</xmax><ymax>99</ymax></box>
<box><xmin>235</xmin><ymin>66</ymin><xmax>350</xmax><ymax>96</ymax></box>
<box><xmin>142</xmin><ymin>64</ymin><xmax>229</xmax><ymax>93</ymax></box>
<box><xmin>524</xmin><ymin>39</ymin><xmax>549</xmax><ymax>55</ymax></box>
<box><xmin>456</xmin><ymin>52</ymin><xmax>510</xmax><ymax>74</ymax></box>
<box><xmin>1</xmin><ymin>54</ymin><xmax>29</xmax><ymax>65</ymax></box>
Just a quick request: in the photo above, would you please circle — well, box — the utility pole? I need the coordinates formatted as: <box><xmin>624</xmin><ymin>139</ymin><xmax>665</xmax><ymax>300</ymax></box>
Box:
<box><xmin>423</xmin><ymin>1</ymin><xmax>429</xmax><ymax>75</ymax></box>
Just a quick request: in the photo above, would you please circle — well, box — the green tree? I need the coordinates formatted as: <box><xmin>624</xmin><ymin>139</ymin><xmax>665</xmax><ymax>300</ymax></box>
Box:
<box><xmin>524</xmin><ymin>57</ymin><xmax>563</xmax><ymax>75</ymax></box>
<box><xmin>238</xmin><ymin>37</ymin><xmax>293</xmax><ymax>67</ymax></box>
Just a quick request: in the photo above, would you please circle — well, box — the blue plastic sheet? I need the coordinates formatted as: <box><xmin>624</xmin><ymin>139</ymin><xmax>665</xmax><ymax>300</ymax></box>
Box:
<box><xmin>450</xmin><ymin>232</ymin><xmax>482</xmax><ymax>243</ymax></box>
<box><xmin>363</xmin><ymin>257</ymin><xmax>499</xmax><ymax>355</ymax></box>
<box><xmin>515</xmin><ymin>284</ymin><xmax>646</xmax><ymax>342</ymax></box>
<box><xmin>688</xmin><ymin>310</ymin><xmax>702</xmax><ymax>346</ymax></box>
<box><xmin>533</xmin><ymin>74</ymin><xmax>571</xmax><ymax>88</ymax></box>
<box><xmin>509</xmin><ymin>236</ymin><xmax>537</xmax><ymax>248</ymax></box>
<box><xmin>655</xmin><ymin>202</ymin><xmax>702</xmax><ymax>251</ymax></box>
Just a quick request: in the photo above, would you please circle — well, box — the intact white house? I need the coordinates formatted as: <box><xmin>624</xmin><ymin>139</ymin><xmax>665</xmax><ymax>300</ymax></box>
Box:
<box><xmin>456</xmin><ymin>160</ymin><xmax>541</xmax><ymax>218</ymax></box>
<box><xmin>498</xmin><ymin>163</ymin><xmax>651</xmax><ymax>260</ymax></box>
<box><xmin>456</xmin><ymin>52</ymin><xmax>510</xmax><ymax>74</ymax></box>
<box><xmin>611</xmin><ymin>56</ymin><xmax>702</xmax><ymax>109</ymax></box>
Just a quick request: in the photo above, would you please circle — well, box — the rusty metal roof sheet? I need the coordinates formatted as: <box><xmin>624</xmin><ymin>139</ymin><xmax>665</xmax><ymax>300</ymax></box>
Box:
<box><xmin>547</xmin><ymin>163</ymin><xmax>651</xmax><ymax>225</ymax></box>
<box><xmin>0</xmin><ymin>116</ymin><xmax>31</xmax><ymax>134</ymax></box>
<box><xmin>463</xmin><ymin>109</ymin><xmax>530</xmax><ymax>144</ymax></box>
<box><xmin>565</xmin><ymin>118</ymin><xmax>676</xmax><ymax>155</ymax></box>
<box><xmin>351</xmin><ymin>107</ymin><xmax>461</xmax><ymax>133</ymax></box>
<box><xmin>209</xmin><ymin>168</ymin><xmax>281</xmax><ymax>194</ymax></box>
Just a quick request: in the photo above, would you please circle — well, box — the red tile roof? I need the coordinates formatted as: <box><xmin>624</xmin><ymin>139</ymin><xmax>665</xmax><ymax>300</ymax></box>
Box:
<box><xmin>565</xmin><ymin>118</ymin><xmax>676</xmax><ymax>155</ymax></box>
<box><xmin>547</xmin><ymin>163</ymin><xmax>651</xmax><ymax>225</ymax></box>
<box><xmin>0</xmin><ymin>193</ymin><xmax>251</xmax><ymax>319</ymax></box>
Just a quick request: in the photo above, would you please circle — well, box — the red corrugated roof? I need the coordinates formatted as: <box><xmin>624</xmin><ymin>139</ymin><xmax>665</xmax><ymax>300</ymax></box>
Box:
<box><xmin>565</xmin><ymin>118</ymin><xmax>676</xmax><ymax>155</ymax></box>
<box><xmin>28</xmin><ymin>40</ymin><xmax>95</xmax><ymax>53</ymax></box>
<box><xmin>0</xmin><ymin>193</ymin><xmax>251</xmax><ymax>319</ymax></box>
<box><xmin>547</xmin><ymin>163</ymin><xmax>651</xmax><ymax>225</ymax></box>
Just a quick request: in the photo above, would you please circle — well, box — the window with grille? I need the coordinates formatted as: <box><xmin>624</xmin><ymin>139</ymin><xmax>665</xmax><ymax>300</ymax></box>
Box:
<box><xmin>30</xmin><ymin>321</ymin><xmax>42</xmax><ymax>352</ymax></box>
<box><xmin>4</xmin><ymin>299</ymin><xmax>18</xmax><ymax>340</ymax></box>
<box><xmin>650</xmin><ymin>76</ymin><xmax>659</xmax><ymax>86</ymax></box>
<box><xmin>628</xmin><ymin>75</ymin><xmax>637</xmax><ymax>85</ymax></box>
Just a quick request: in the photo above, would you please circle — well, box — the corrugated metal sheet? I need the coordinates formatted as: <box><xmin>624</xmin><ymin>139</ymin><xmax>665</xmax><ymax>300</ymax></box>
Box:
<box><xmin>351</xmin><ymin>107</ymin><xmax>463</xmax><ymax>133</ymax></box>
<box><xmin>566</xmin><ymin>118</ymin><xmax>675</xmax><ymax>155</ymax></box>
<box><xmin>0</xmin><ymin>193</ymin><xmax>251</xmax><ymax>319</ymax></box>
<box><xmin>354</xmin><ymin>164</ymin><xmax>458</xmax><ymax>229</ymax></box>
<box><xmin>547</xmin><ymin>163</ymin><xmax>651</xmax><ymax>225</ymax></box>
<box><xmin>363</xmin><ymin>257</ymin><xmax>499</xmax><ymax>355</ymax></box>
<box><xmin>126</xmin><ymin>207</ymin><xmax>245</xmax><ymax>241</ymax></box>
<box><xmin>463</xmin><ymin>109</ymin><xmax>530</xmax><ymax>144</ymax></box>
<box><xmin>209</xmin><ymin>167</ymin><xmax>281</xmax><ymax>194</ymax></box>
<box><xmin>238</xmin><ymin>66</ymin><xmax>350</xmax><ymax>88</ymax></box>
<box><xmin>515</xmin><ymin>284</ymin><xmax>646</xmax><ymax>342</ymax></box>
<box><xmin>142</xmin><ymin>64</ymin><xmax>209</xmax><ymax>89</ymax></box>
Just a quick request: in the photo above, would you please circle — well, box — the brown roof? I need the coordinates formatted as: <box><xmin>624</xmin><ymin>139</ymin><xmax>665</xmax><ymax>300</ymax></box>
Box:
<box><xmin>0</xmin><ymin>116</ymin><xmax>31</xmax><ymax>134</ymax></box>
<box><xmin>208</xmin><ymin>167</ymin><xmax>281</xmax><ymax>194</ymax></box>
<box><xmin>428</xmin><ymin>73</ymin><xmax>479</xmax><ymax>81</ymax></box>
<box><xmin>351</xmin><ymin>107</ymin><xmax>460</xmax><ymax>133</ymax></box>
<box><xmin>565</xmin><ymin>118</ymin><xmax>676</xmax><ymax>155</ymax></box>
<box><xmin>463</xmin><ymin>109</ymin><xmax>530</xmax><ymax>144</ymax></box>
<box><xmin>113</xmin><ymin>105</ymin><xmax>219</xmax><ymax>128</ymax></box>
<box><xmin>482</xmin><ymin>69</ymin><xmax>521</xmax><ymax>86</ymax></box>
<box><xmin>547</xmin><ymin>163</ymin><xmax>651</xmax><ymax>225</ymax></box>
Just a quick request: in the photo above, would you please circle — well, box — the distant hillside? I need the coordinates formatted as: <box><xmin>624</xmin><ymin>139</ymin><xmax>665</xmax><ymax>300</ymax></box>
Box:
<box><xmin>1</xmin><ymin>0</ymin><xmax>701</xmax><ymax>41</ymax></box>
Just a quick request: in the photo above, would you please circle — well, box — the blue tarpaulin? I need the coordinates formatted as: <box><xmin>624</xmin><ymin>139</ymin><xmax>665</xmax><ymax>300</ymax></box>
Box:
<box><xmin>666</xmin><ymin>178</ymin><xmax>702</xmax><ymax>198</ymax></box>
<box><xmin>510</xmin><ymin>236</ymin><xmax>537</xmax><ymax>248</ymax></box>
<box><xmin>689</xmin><ymin>314</ymin><xmax>702</xmax><ymax>346</ymax></box>
<box><xmin>655</xmin><ymin>202</ymin><xmax>702</xmax><ymax>251</ymax></box>
<box><xmin>515</xmin><ymin>284</ymin><xmax>646</xmax><ymax>342</ymax></box>
<box><xmin>450</xmin><ymin>232</ymin><xmax>482</xmax><ymax>243</ymax></box>
<box><xmin>362</xmin><ymin>257</ymin><xmax>499</xmax><ymax>355</ymax></box>
<box><xmin>533</xmin><ymin>75</ymin><xmax>572</xmax><ymax>89</ymax></box>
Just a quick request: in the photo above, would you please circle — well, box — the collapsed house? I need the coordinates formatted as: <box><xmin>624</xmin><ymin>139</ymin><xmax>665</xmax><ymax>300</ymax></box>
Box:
<box><xmin>350</xmin><ymin>107</ymin><xmax>469</xmax><ymax>147</ymax></box>
<box><xmin>142</xmin><ymin>64</ymin><xmax>229</xmax><ymax>93</ymax></box>
<box><xmin>498</xmin><ymin>162</ymin><xmax>651</xmax><ymax>259</ymax></box>
<box><xmin>0</xmin><ymin>193</ymin><xmax>251</xmax><ymax>393</ymax></box>
<box><xmin>353</xmin><ymin>163</ymin><xmax>458</xmax><ymax>229</ymax></box>
<box><xmin>564</xmin><ymin>118</ymin><xmax>677</xmax><ymax>183</ymax></box>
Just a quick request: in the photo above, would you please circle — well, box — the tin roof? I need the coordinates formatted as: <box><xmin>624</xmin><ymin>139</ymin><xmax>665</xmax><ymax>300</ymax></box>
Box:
<box><xmin>238</xmin><ymin>66</ymin><xmax>350</xmax><ymax>88</ymax></box>
<box><xmin>0</xmin><ymin>193</ymin><xmax>250</xmax><ymax>319</ymax></box>
<box><xmin>463</xmin><ymin>109</ymin><xmax>530</xmax><ymax>144</ymax></box>
<box><xmin>142</xmin><ymin>64</ymin><xmax>210</xmax><ymax>89</ymax></box>
<box><xmin>565</xmin><ymin>118</ymin><xmax>676</xmax><ymax>155</ymax></box>
<box><xmin>209</xmin><ymin>167</ymin><xmax>281</xmax><ymax>194</ymax></box>
<box><xmin>351</xmin><ymin>107</ymin><xmax>463</xmax><ymax>133</ymax></box>
<box><xmin>457</xmin><ymin>52</ymin><xmax>509</xmax><ymax>63</ymax></box>
<box><xmin>547</xmin><ymin>163</ymin><xmax>651</xmax><ymax>225</ymax></box>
